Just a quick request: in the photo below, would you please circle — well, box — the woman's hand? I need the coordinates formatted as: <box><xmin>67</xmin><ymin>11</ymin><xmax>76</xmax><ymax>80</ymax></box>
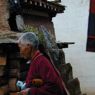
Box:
<box><xmin>20</xmin><ymin>88</ymin><xmax>30</xmax><ymax>95</ymax></box>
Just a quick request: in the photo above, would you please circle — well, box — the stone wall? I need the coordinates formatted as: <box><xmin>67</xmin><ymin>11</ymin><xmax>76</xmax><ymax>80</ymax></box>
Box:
<box><xmin>0</xmin><ymin>0</ymin><xmax>10</xmax><ymax>31</ymax></box>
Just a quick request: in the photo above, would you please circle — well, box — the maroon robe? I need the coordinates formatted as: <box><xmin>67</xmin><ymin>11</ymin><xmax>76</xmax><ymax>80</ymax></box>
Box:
<box><xmin>26</xmin><ymin>51</ymin><xmax>67</xmax><ymax>95</ymax></box>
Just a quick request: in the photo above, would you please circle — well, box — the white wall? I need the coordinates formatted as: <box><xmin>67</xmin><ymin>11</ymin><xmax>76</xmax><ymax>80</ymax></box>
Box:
<box><xmin>53</xmin><ymin>0</ymin><xmax>95</xmax><ymax>95</ymax></box>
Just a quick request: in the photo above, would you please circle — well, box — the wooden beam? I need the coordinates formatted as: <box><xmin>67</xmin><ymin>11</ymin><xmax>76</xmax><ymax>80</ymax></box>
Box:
<box><xmin>23</xmin><ymin>9</ymin><xmax>50</xmax><ymax>17</ymax></box>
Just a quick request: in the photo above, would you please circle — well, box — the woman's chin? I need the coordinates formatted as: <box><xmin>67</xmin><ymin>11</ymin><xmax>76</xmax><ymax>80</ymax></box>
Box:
<box><xmin>20</xmin><ymin>54</ymin><xmax>29</xmax><ymax>59</ymax></box>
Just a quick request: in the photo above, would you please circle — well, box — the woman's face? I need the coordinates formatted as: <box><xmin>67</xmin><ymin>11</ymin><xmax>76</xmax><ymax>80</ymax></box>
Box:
<box><xmin>18</xmin><ymin>43</ymin><xmax>32</xmax><ymax>59</ymax></box>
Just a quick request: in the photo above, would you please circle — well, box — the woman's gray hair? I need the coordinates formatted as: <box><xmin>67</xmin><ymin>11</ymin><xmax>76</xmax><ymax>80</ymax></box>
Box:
<box><xmin>18</xmin><ymin>32</ymin><xmax>39</xmax><ymax>49</ymax></box>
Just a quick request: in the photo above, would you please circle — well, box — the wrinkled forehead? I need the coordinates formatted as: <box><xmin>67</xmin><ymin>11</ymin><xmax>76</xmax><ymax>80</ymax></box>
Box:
<box><xmin>18</xmin><ymin>42</ymin><xmax>32</xmax><ymax>47</ymax></box>
<box><xmin>18</xmin><ymin>42</ymin><xmax>27</xmax><ymax>48</ymax></box>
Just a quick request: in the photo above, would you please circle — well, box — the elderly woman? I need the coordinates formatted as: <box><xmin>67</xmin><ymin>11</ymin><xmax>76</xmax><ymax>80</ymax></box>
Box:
<box><xmin>17</xmin><ymin>32</ymin><xmax>68</xmax><ymax>95</ymax></box>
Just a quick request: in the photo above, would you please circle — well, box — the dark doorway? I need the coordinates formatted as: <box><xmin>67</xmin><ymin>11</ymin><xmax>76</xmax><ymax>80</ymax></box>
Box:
<box><xmin>8</xmin><ymin>13</ymin><xmax>18</xmax><ymax>31</ymax></box>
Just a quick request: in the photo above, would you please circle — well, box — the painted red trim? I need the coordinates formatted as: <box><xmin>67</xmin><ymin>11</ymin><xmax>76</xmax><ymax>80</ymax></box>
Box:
<box><xmin>88</xmin><ymin>36</ymin><xmax>95</xmax><ymax>39</ymax></box>
<box><xmin>86</xmin><ymin>48</ymin><xmax>95</xmax><ymax>52</ymax></box>
<box><xmin>90</xmin><ymin>0</ymin><xmax>95</xmax><ymax>14</ymax></box>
